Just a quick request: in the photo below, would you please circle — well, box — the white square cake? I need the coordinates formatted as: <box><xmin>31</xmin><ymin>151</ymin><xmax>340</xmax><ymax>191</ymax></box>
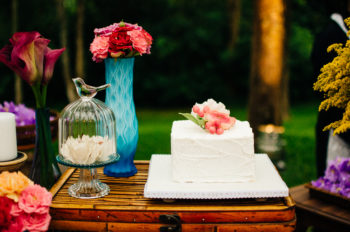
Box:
<box><xmin>171</xmin><ymin>120</ymin><xmax>255</xmax><ymax>183</ymax></box>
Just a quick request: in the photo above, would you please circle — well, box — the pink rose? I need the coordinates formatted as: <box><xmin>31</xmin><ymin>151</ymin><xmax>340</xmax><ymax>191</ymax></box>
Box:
<box><xmin>90</xmin><ymin>36</ymin><xmax>109</xmax><ymax>62</ymax></box>
<box><xmin>22</xmin><ymin>213</ymin><xmax>51</xmax><ymax>232</ymax></box>
<box><xmin>128</xmin><ymin>29</ymin><xmax>153</xmax><ymax>55</ymax></box>
<box><xmin>18</xmin><ymin>184</ymin><xmax>52</xmax><ymax>214</ymax></box>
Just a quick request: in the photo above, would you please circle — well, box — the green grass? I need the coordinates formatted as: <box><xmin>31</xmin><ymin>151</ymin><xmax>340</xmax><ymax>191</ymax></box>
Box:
<box><xmin>136</xmin><ymin>103</ymin><xmax>319</xmax><ymax>187</ymax></box>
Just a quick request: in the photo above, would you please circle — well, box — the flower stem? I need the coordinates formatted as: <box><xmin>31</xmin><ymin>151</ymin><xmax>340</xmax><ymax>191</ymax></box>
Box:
<box><xmin>31</xmin><ymin>84</ymin><xmax>45</xmax><ymax>108</ymax></box>
<box><xmin>42</xmin><ymin>85</ymin><xmax>47</xmax><ymax>107</ymax></box>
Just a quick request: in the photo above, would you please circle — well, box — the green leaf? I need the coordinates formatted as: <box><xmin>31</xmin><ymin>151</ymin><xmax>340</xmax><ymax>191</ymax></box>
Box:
<box><xmin>179</xmin><ymin>113</ymin><xmax>206</xmax><ymax>128</ymax></box>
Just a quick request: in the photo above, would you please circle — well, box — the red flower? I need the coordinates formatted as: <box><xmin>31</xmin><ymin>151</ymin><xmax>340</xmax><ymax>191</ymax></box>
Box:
<box><xmin>0</xmin><ymin>196</ymin><xmax>14</xmax><ymax>228</ymax></box>
<box><xmin>108</xmin><ymin>27</ymin><xmax>133</xmax><ymax>57</ymax></box>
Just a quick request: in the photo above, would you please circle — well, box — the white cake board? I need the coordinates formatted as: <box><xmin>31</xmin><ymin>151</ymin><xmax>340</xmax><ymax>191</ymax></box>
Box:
<box><xmin>144</xmin><ymin>154</ymin><xmax>289</xmax><ymax>199</ymax></box>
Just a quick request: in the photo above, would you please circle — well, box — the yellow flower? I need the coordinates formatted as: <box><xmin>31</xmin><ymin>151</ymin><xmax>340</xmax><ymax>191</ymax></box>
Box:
<box><xmin>0</xmin><ymin>171</ymin><xmax>33</xmax><ymax>202</ymax></box>
<box><xmin>314</xmin><ymin>17</ymin><xmax>350</xmax><ymax>134</ymax></box>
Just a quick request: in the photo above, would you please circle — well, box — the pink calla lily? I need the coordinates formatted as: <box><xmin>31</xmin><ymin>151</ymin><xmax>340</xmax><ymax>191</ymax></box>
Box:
<box><xmin>0</xmin><ymin>31</ymin><xmax>65</xmax><ymax>108</ymax></box>
<box><xmin>0</xmin><ymin>31</ymin><xmax>64</xmax><ymax>87</ymax></box>
<box><xmin>42</xmin><ymin>47</ymin><xmax>65</xmax><ymax>85</ymax></box>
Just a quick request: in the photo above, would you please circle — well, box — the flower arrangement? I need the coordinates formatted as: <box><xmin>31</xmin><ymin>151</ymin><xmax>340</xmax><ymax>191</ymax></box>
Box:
<box><xmin>180</xmin><ymin>99</ymin><xmax>236</xmax><ymax>135</ymax></box>
<box><xmin>61</xmin><ymin>135</ymin><xmax>114</xmax><ymax>165</ymax></box>
<box><xmin>90</xmin><ymin>21</ymin><xmax>153</xmax><ymax>62</ymax></box>
<box><xmin>0</xmin><ymin>171</ymin><xmax>52</xmax><ymax>232</ymax></box>
<box><xmin>313</xmin><ymin>17</ymin><xmax>350</xmax><ymax>134</ymax></box>
<box><xmin>0</xmin><ymin>32</ymin><xmax>65</xmax><ymax>109</ymax></box>
<box><xmin>312</xmin><ymin>157</ymin><xmax>350</xmax><ymax>198</ymax></box>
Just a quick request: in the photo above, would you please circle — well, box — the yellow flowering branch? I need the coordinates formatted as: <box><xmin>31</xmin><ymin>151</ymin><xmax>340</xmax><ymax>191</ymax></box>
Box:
<box><xmin>314</xmin><ymin>18</ymin><xmax>350</xmax><ymax>135</ymax></box>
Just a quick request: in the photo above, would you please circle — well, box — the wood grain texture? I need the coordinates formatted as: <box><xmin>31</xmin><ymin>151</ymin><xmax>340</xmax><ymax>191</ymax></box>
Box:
<box><xmin>290</xmin><ymin>184</ymin><xmax>350</xmax><ymax>232</ymax></box>
<box><xmin>50</xmin><ymin>161</ymin><xmax>296</xmax><ymax>231</ymax></box>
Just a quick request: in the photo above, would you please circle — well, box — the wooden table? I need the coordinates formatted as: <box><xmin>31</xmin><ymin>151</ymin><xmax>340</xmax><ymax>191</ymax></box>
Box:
<box><xmin>49</xmin><ymin>161</ymin><xmax>296</xmax><ymax>232</ymax></box>
<box><xmin>290</xmin><ymin>184</ymin><xmax>350</xmax><ymax>232</ymax></box>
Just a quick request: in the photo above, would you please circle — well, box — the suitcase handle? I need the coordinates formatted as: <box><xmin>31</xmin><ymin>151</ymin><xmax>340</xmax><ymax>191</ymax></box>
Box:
<box><xmin>159</xmin><ymin>214</ymin><xmax>182</xmax><ymax>232</ymax></box>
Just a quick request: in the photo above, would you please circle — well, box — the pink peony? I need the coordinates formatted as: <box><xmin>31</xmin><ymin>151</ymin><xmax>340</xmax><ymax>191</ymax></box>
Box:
<box><xmin>18</xmin><ymin>184</ymin><xmax>52</xmax><ymax>214</ymax></box>
<box><xmin>90</xmin><ymin>36</ymin><xmax>109</xmax><ymax>63</ymax></box>
<box><xmin>127</xmin><ymin>29</ymin><xmax>153</xmax><ymax>55</ymax></box>
<box><xmin>22</xmin><ymin>213</ymin><xmax>51</xmax><ymax>232</ymax></box>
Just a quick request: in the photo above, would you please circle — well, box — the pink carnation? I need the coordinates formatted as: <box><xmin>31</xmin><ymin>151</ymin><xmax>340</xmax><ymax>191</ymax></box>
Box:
<box><xmin>127</xmin><ymin>29</ymin><xmax>153</xmax><ymax>55</ymax></box>
<box><xmin>18</xmin><ymin>184</ymin><xmax>52</xmax><ymax>214</ymax></box>
<box><xmin>22</xmin><ymin>213</ymin><xmax>51</xmax><ymax>232</ymax></box>
<box><xmin>90</xmin><ymin>36</ymin><xmax>109</xmax><ymax>63</ymax></box>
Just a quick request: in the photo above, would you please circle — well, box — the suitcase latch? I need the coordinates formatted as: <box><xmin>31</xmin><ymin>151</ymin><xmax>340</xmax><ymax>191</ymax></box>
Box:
<box><xmin>159</xmin><ymin>214</ymin><xmax>182</xmax><ymax>232</ymax></box>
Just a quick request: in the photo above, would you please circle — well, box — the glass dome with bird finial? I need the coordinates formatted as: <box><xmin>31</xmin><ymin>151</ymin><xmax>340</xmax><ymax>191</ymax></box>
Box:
<box><xmin>57</xmin><ymin>78</ymin><xmax>119</xmax><ymax>199</ymax></box>
<box><xmin>58</xmin><ymin>78</ymin><xmax>118</xmax><ymax>166</ymax></box>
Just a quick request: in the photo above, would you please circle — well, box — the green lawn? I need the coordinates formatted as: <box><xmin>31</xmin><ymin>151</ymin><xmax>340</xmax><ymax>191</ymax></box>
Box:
<box><xmin>135</xmin><ymin>103</ymin><xmax>318</xmax><ymax>187</ymax></box>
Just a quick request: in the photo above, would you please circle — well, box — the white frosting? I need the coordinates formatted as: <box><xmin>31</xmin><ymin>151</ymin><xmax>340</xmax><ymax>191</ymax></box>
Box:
<box><xmin>171</xmin><ymin>120</ymin><xmax>255</xmax><ymax>183</ymax></box>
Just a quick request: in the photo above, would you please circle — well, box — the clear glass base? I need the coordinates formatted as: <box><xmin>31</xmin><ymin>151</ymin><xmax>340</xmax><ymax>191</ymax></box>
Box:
<box><xmin>68</xmin><ymin>168</ymin><xmax>109</xmax><ymax>199</ymax></box>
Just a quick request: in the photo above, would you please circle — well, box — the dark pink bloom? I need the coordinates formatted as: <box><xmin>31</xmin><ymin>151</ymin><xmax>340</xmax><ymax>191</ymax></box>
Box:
<box><xmin>22</xmin><ymin>213</ymin><xmax>51</xmax><ymax>232</ymax></box>
<box><xmin>2</xmin><ymin>216</ymin><xmax>25</xmax><ymax>232</ymax></box>
<box><xmin>0</xmin><ymin>31</ymin><xmax>64</xmax><ymax>86</ymax></box>
<box><xmin>42</xmin><ymin>47</ymin><xmax>65</xmax><ymax>85</ymax></box>
<box><xmin>0</xmin><ymin>196</ymin><xmax>14</xmax><ymax>228</ymax></box>
<box><xmin>18</xmin><ymin>184</ymin><xmax>52</xmax><ymax>214</ymax></box>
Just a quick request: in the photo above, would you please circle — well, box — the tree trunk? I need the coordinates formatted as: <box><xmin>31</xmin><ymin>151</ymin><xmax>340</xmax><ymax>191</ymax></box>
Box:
<box><xmin>12</xmin><ymin>0</ymin><xmax>22</xmax><ymax>104</ymax></box>
<box><xmin>75</xmin><ymin>0</ymin><xmax>85</xmax><ymax>78</ymax></box>
<box><xmin>227</xmin><ymin>0</ymin><xmax>241</xmax><ymax>51</ymax></box>
<box><xmin>248</xmin><ymin>0</ymin><xmax>286</xmax><ymax>134</ymax></box>
<box><xmin>56</xmin><ymin>0</ymin><xmax>77</xmax><ymax>102</ymax></box>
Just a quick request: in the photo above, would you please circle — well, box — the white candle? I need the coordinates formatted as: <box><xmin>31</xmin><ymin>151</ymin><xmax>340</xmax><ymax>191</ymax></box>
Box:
<box><xmin>0</xmin><ymin>112</ymin><xmax>17</xmax><ymax>161</ymax></box>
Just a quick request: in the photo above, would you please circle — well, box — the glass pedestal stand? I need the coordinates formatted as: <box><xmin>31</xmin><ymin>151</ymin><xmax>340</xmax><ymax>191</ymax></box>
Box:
<box><xmin>56</xmin><ymin>153</ymin><xmax>120</xmax><ymax>199</ymax></box>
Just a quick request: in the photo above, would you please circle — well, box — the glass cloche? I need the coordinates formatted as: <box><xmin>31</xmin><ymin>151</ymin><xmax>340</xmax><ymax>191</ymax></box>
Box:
<box><xmin>57</xmin><ymin>77</ymin><xmax>119</xmax><ymax>199</ymax></box>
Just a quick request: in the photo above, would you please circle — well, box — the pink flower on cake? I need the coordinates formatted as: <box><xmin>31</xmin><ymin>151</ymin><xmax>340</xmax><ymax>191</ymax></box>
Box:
<box><xmin>90</xmin><ymin>36</ymin><xmax>109</xmax><ymax>63</ymax></box>
<box><xmin>181</xmin><ymin>99</ymin><xmax>236</xmax><ymax>135</ymax></box>
<box><xmin>192</xmin><ymin>99</ymin><xmax>230</xmax><ymax>115</ymax></box>
<box><xmin>204</xmin><ymin>110</ymin><xmax>236</xmax><ymax>134</ymax></box>
<box><xmin>18</xmin><ymin>184</ymin><xmax>52</xmax><ymax>214</ymax></box>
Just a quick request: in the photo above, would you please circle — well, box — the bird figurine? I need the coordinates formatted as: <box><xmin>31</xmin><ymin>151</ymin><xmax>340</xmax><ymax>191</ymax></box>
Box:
<box><xmin>73</xmin><ymin>77</ymin><xmax>111</xmax><ymax>98</ymax></box>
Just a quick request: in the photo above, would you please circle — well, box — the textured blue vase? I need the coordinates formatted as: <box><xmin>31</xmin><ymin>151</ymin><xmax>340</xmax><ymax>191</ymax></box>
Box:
<box><xmin>103</xmin><ymin>58</ymin><xmax>138</xmax><ymax>177</ymax></box>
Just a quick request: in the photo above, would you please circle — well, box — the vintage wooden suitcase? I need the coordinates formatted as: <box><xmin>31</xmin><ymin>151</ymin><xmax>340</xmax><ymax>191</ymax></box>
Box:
<box><xmin>49</xmin><ymin>161</ymin><xmax>296</xmax><ymax>232</ymax></box>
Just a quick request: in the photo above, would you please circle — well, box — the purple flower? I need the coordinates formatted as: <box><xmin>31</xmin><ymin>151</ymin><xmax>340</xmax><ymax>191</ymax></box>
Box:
<box><xmin>312</xmin><ymin>177</ymin><xmax>333</xmax><ymax>190</ymax></box>
<box><xmin>340</xmin><ymin>187</ymin><xmax>350</xmax><ymax>198</ymax></box>
<box><xmin>339</xmin><ymin>171</ymin><xmax>350</xmax><ymax>188</ymax></box>
<box><xmin>0</xmin><ymin>101</ymin><xmax>35</xmax><ymax>126</ymax></box>
<box><xmin>339</xmin><ymin>158</ymin><xmax>350</xmax><ymax>172</ymax></box>
<box><xmin>312</xmin><ymin>157</ymin><xmax>350</xmax><ymax>199</ymax></box>
<box><xmin>329</xmin><ymin>183</ymin><xmax>342</xmax><ymax>194</ymax></box>
<box><xmin>325</xmin><ymin>163</ymin><xmax>340</xmax><ymax>183</ymax></box>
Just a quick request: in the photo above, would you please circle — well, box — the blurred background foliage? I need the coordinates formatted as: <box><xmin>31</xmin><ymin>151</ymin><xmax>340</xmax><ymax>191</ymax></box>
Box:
<box><xmin>0</xmin><ymin>0</ymin><xmax>338</xmax><ymax>108</ymax></box>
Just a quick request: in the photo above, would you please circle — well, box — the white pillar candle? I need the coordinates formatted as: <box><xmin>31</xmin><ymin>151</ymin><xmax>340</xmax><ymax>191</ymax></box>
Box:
<box><xmin>0</xmin><ymin>112</ymin><xmax>17</xmax><ymax>161</ymax></box>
